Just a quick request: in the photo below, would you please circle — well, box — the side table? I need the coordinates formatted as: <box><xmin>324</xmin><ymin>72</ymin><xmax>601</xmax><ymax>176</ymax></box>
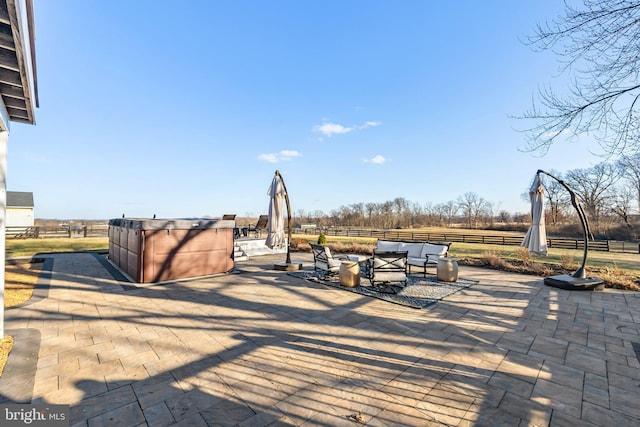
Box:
<box><xmin>437</xmin><ymin>257</ymin><xmax>459</xmax><ymax>282</ymax></box>
<box><xmin>339</xmin><ymin>261</ymin><xmax>360</xmax><ymax>288</ymax></box>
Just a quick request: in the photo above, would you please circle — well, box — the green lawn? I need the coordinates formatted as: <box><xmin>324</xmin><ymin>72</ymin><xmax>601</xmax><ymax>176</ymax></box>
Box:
<box><xmin>6</xmin><ymin>237</ymin><xmax>108</xmax><ymax>258</ymax></box>
<box><xmin>446</xmin><ymin>242</ymin><xmax>639</xmax><ymax>272</ymax></box>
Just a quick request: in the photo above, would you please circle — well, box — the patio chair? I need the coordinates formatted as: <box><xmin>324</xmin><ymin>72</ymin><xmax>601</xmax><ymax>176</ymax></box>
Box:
<box><xmin>310</xmin><ymin>244</ymin><xmax>345</xmax><ymax>278</ymax></box>
<box><xmin>366</xmin><ymin>250</ymin><xmax>408</xmax><ymax>293</ymax></box>
<box><xmin>248</xmin><ymin>215</ymin><xmax>268</xmax><ymax>238</ymax></box>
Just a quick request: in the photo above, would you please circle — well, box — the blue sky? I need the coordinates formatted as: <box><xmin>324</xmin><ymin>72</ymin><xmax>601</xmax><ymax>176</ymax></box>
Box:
<box><xmin>9</xmin><ymin>1</ymin><xmax>607</xmax><ymax>220</ymax></box>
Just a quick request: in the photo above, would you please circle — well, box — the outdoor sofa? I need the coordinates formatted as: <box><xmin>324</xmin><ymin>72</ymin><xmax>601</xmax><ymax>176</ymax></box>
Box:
<box><xmin>374</xmin><ymin>240</ymin><xmax>451</xmax><ymax>276</ymax></box>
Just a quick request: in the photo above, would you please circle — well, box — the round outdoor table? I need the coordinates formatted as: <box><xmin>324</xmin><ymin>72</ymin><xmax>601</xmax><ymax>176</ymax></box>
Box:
<box><xmin>339</xmin><ymin>261</ymin><xmax>360</xmax><ymax>288</ymax></box>
<box><xmin>437</xmin><ymin>257</ymin><xmax>459</xmax><ymax>282</ymax></box>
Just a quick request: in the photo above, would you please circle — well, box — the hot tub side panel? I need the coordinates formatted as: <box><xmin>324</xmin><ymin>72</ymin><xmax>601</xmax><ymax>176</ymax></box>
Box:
<box><xmin>108</xmin><ymin>225</ymin><xmax>118</xmax><ymax>265</ymax></box>
<box><xmin>141</xmin><ymin>228</ymin><xmax>233</xmax><ymax>283</ymax></box>
<box><xmin>127</xmin><ymin>227</ymin><xmax>142</xmax><ymax>282</ymax></box>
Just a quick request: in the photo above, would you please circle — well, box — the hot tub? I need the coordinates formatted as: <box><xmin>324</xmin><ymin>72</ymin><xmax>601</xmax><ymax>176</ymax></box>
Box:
<box><xmin>108</xmin><ymin>218</ymin><xmax>235</xmax><ymax>283</ymax></box>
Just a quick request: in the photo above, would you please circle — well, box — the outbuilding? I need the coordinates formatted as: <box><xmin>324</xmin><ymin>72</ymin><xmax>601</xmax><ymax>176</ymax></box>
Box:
<box><xmin>6</xmin><ymin>190</ymin><xmax>34</xmax><ymax>230</ymax></box>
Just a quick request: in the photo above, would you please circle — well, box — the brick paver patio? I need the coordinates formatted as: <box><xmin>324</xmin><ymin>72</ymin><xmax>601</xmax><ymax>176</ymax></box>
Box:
<box><xmin>1</xmin><ymin>251</ymin><xmax>639</xmax><ymax>426</ymax></box>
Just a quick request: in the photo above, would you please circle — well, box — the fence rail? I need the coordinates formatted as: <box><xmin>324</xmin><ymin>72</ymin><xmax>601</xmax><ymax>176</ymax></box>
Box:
<box><xmin>296</xmin><ymin>228</ymin><xmax>640</xmax><ymax>254</ymax></box>
<box><xmin>7</xmin><ymin>225</ymin><xmax>109</xmax><ymax>239</ymax></box>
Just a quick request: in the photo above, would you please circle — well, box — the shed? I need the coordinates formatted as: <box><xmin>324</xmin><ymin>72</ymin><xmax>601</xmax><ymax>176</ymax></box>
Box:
<box><xmin>7</xmin><ymin>190</ymin><xmax>34</xmax><ymax>228</ymax></box>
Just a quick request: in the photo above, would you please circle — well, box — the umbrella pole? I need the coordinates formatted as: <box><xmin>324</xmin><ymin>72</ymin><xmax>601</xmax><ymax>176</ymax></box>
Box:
<box><xmin>536</xmin><ymin>169</ymin><xmax>603</xmax><ymax>291</ymax></box>
<box><xmin>278</xmin><ymin>171</ymin><xmax>292</xmax><ymax>265</ymax></box>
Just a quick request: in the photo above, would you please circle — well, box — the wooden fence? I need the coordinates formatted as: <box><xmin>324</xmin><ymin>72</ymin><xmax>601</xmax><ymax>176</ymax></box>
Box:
<box><xmin>7</xmin><ymin>225</ymin><xmax>109</xmax><ymax>239</ymax></box>
<box><xmin>296</xmin><ymin>228</ymin><xmax>640</xmax><ymax>254</ymax></box>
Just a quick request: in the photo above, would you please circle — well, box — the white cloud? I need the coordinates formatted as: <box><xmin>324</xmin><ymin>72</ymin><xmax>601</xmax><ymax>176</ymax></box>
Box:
<box><xmin>363</xmin><ymin>154</ymin><xmax>388</xmax><ymax>164</ymax></box>
<box><xmin>312</xmin><ymin>120</ymin><xmax>382</xmax><ymax>138</ymax></box>
<box><xmin>258</xmin><ymin>150</ymin><xmax>302</xmax><ymax>163</ymax></box>
<box><xmin>359</xmin><ymin>121</ymin><xmax>382</xmax><ymax>129</ymax></box>
<box><xmin>312</xmin><ymin>123</ymin><xmax>352</xmax><ymax>137</ymax></box>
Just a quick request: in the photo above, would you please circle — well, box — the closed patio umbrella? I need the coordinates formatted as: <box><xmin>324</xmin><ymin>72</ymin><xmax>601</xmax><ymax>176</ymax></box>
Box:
<box><xmin>266</xmin><ymin>170</ymin><xmax>301</xmax><ymax>270</ymax></box>
<box><xmin>521</xmin><ymin>173</ymin><xmax>548</xmax><ymax>256</ymax></box>
<box><xmin>266</xmin><ymin>171</ymin><xmax>287</xmax><ymax>250</ymax></box>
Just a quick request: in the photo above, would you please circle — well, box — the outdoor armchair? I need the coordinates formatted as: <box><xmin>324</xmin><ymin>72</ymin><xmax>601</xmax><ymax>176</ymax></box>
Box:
<box><xmin>366</xmin><ymin>250</ymin><xmax>408</xmax><ymax>292</ymax></box>
<box><xmin>248</xmin><ymin>215</ymin><xmax>269</xmax><ymax>238</ymax></box>
<box><xmin>310</xmin><ymin>243</ymin><xmax>344</xmax><ymax>278</ymax></box>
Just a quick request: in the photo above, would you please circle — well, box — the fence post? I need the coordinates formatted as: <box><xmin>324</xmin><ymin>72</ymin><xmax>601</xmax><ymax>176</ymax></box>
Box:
<box><xmin>83</xmin><ymin>226</ymin><xmax>88</xmax><ymax>238</ymax></box>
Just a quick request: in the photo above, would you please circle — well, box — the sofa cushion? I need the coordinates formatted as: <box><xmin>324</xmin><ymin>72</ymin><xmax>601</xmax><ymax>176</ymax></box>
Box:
<box><xmin>371</xmin><ymin>271</ymin><xmax>407</xmax><ymax>283</ymax></box>
<box><xmin>376</xmin><ymin>240</ymin><xmax>401</xmax><ymax>252</ymax></box>
<box><xmin>406</xmin><ymin>257</ymin><xmax>425</xmax><ymax>267</ymax></box>
<box><xmin>399</xmin><ymin>242</ymin><xmax>424</xmax><ymax>259</ymax></box>
<box><xmin>373</xmin><ymin>256</ymin><xmax>406</xmax><ymax>269</ymax></box>
<box><xmin>420</xmin><ymin>243</ymin><xmax>448</xmax><ymax>258</ymax></box>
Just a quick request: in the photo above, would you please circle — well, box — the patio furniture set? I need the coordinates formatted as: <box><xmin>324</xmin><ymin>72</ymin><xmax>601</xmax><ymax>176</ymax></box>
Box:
<box><xmin>231</xmin><ymin>214</ymin><xmax>269</xmax><ymax>239</ymax></box>
<box><xmin>310</xmin><ymin>240</ymin><xmax>457</xmax><ymax>293</ymax></box>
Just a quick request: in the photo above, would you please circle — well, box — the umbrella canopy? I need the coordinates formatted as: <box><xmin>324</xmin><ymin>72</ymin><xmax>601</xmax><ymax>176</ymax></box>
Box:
<box><xmin>521</xmin><ymin>173</ymin><xmax>548</xmax><ymax>256</ymax></box>
<box><xmin>265</xmin><ymin>172</ymin><xmax>287</xmax><ymax>249</ymax></box>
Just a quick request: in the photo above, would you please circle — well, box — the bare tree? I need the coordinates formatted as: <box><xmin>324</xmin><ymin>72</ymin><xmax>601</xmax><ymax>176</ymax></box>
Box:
<box><xmin>364</xmin><ymin>202</ymin><xmax>377</xmax><ymax>227</ymax></box>
<box><xmin>440</xmin><ymin>201</ymin><xmax>459</xmax><ymax>228</ymax></box>
<box><xmin>541</xmin><ymin>170</ymin><xmax>570</xmax><ymax>227</ymax></box>
<box><xmin>497</xmin><ymin>210</ymin><xmax>511</xmax><ymax>223</ymax></box>
<box><xmin>457</xmin><ymin>192</ymin><xmax>490</xmax><ymax>229</ymax></box>
<box><xmin>393</xmin><ymin>197</ymin><xmax>410</xmax><ymax>228</ymax></box>
<box><xmin>520</xmin><ymin>0</ymin><xmax>640</xmax><ymax>156</ymax></box>
<box><xmin>617</xmin><ymin>153</ymin><xmax>640</xmax><ymax>212</ymax></box>
<box><xmin>381</xmin><ymin>201</ymin><xmax>394</xmax><ymax>229</ymax></box>
<box><xmin>564</xmin><ymin>162</ymin><xmax>621</xmax><ymax>232</ymax></box>
<box><xmin>409</xmin><ymin>201</ymin><xmax>424</xmax><ymax>227</ymax></box>
<box><xmin>611</xmin><ymin>185</ymin><xmax>638</xmax><ymax>238</ymax></box>
<box><xmin>350</xmin><ymin>203</ymin><xmax>365</xmax><ymax>227</ymax></box>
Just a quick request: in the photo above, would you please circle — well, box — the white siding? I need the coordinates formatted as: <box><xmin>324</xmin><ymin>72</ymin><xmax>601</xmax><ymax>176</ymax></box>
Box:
<box><xmin>6</xmin><ymin>207</ymin><xmax>34</xmax><ymax>227</ymax></box>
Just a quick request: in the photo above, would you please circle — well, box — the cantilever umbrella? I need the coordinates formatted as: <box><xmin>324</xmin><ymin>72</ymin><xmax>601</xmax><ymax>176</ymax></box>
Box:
<box><xmin>521</xmin><ymin>173</ymin><xmax>548</xmax><ymax>256</ymax></box>
<box><xmin>266</xmin><ymin>171</ymin><xmax>287</xmax><ymax>250</ymax></box>
<box><xmin>266</xmin><ymin>170</ymin><xmax>301</xmax><ymax>270</ymax></box>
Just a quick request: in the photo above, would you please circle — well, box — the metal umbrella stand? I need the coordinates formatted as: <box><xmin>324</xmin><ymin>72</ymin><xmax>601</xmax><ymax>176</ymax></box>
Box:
<box><xmin>535</xmin><ymin>169</ymin><xmax>604</xmax><ymax>291</ymax></box>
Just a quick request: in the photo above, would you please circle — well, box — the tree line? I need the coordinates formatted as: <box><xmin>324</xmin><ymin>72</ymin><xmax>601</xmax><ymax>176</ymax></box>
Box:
<box><xmin>294</xmin><ymin>154</ymin><xmax>640</xmax><ymax>241</ymax></box>
<box><xmin>540</xmin><ymin>154</ymin><xmax>639</xmax><ymax>239</ymax></box>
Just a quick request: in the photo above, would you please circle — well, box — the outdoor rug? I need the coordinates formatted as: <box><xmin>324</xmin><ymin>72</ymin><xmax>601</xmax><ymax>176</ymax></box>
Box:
<box><xmin>287</xmin><ymin>269</ymin><xmax>478</xmax><ymax>309</ymax></box>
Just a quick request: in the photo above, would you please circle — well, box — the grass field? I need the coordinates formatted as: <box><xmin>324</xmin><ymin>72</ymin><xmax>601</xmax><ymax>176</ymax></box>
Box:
<box><xmin>6</xmin><ymin>237</ymin><xmax>108</xmax><ymax>258</ymax></box>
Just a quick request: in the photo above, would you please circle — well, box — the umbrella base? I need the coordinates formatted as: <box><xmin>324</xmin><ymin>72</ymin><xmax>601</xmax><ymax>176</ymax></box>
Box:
<box><xmin>274</xmin><ymin>261</ymin><xmax>303</xmax><ymax>271</ymax></box>
<box><xmin>544</xmin><ymin>274</ymin><xmax>604</xmax><ymax>291</ymax></box>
